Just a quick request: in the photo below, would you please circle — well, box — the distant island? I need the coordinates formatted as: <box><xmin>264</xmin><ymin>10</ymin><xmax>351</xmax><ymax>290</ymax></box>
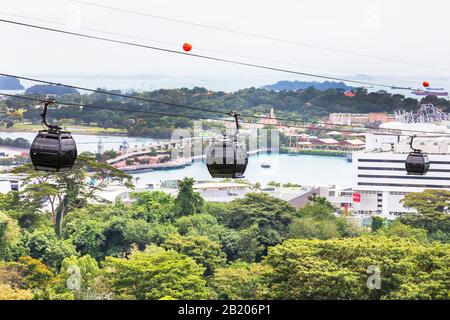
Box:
<box><xmin>263</xmin><ymin>80</ymin><xmax>354</xmax><ymax>91</ymax></box>
<box><xmin>25</xmin><ymin>84</ymin><xmax>79</xmax><ymax>95</ymax></box>
<box><xmin>0</xmin><ymin>76</ymin><xmax>24</xmax><ymax>90</ymax></box>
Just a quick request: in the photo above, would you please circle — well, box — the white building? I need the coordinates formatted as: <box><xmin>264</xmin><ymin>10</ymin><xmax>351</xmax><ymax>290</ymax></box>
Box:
<box><xmin>0</xmin><ymin>175</ymin><xmax>22</xmax><ymax>193</ymax></box>
<box><xmin>193</xmin><ymin>182</ymin><xmax>250</xmax><ymax>202</ymax></box>
<box><xmin>352</xmin><ymin>135</ymin><xmax>450</xmax><ymax>219</ymax></box>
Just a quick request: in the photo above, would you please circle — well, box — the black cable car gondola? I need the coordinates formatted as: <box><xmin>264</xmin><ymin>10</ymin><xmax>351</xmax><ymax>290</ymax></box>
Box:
<box><xmin>30</xmin><ymin>100</ymin><xmax>77</xmax><ymax>172</ymax></box>
<box><xmin>206</xmin><ymin>111</ymin><xmax>248</xmax><ymax>178</ymax></box>
<box><xmin>405</xmin><ymin>135</ymin><xmax>430</xmax><ymax>175</ymax></box>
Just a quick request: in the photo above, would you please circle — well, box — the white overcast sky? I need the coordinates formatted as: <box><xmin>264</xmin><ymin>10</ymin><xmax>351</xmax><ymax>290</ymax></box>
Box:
<box><xmin>0</xmin><ymin>0</ymin><xmax>449</xmax><ymax>90</ymax></box>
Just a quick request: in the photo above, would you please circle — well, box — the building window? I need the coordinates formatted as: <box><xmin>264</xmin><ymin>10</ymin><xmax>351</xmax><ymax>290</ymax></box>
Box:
<box><xmin>358</xmin><ymin>159</ymin><xmax>450</xmax><ymax>165</ymax></box>
<box><xmin>358</xmin><ymin>182</ymin><xmax>450</xmax><ymax>189</ymax></box>
<box><xmin>358</xmin><ymin>167</ymin><xmax>450</xmax><ymax>173</ymax></box>
<box><xmin>358</xmin><ymin>174</ymin><xmax>450</xmax><ymax>181</ymax></box>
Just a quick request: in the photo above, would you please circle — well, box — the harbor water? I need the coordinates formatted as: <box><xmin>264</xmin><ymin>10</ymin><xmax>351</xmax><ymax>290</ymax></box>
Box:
<box><xmin>0</xmin><ymin>131</ymin><xmax>353</xmax><ymax>187</ymax></box>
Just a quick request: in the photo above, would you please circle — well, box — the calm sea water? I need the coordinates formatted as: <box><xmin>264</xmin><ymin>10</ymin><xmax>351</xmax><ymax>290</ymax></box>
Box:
<box><xmin>131</xmin><ymin>153</ymin><xmax>352</xmax><ymax>187</ymax></box>
<box><xmin>0</xmin><ymin>131</ymin><xmax>352</xmax><ymax>187</ymax></box>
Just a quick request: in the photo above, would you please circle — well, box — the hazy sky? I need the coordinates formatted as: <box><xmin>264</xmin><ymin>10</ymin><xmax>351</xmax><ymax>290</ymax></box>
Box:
<box><xmin>1</xmin><ymin>0</ymin><xmax>449</xmax><ymax>90</ymax></box>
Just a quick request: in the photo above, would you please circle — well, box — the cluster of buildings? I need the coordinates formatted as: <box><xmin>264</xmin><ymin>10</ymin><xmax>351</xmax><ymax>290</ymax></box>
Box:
<box><xmin>352</xmin><ymin>134</ymin><xmax>450</xmax><ymax>218</ymax></box>
<box><xmin>329</xmin><ymin>112</ymin><xmax>395</xmax><ymax>126</ymax></box>
<box><xmin>104</xmin><ymin>139</ymin><xmax>194</xmax><ymax>173</ymax></box>
<box><xmin>1</xmin><ymin>106</ymin><xmax>449</xmax><ymax>226</ymax></box>
<box><xmin>292</xmin><ymin>131</ymin><xmax>366</xmax><ymax>152</ymax></box>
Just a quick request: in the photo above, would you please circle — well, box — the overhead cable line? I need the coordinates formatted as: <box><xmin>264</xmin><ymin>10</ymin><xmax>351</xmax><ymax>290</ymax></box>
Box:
<box><xmin>0</xmin><ymin>92</ymin><xmax>386</xmax><ymax>135</ymax></box>
<box><xmin>0</xmin><ymin>72</ymin><xmax>230</xmax><ymax>116</ymax></box>
<box><xmin>0</xmin><ymin>93</ymin><xmax>230</xmax><ymax>122</ymax></box>
<box><xmin>0</xmin><ymin>10</ymin><xmax>419</xmax><ymax>86</ymax></box>
<box><xmin>0</xmin><ymin>18</ymin><xmax>414</xmax><ymax>89</ymax></box>
<box><xmin>1</xmin><ymin>72</ymin><xmax>448</xmax><ymax>136</ymax></box>
<box><xmin>2</xmin><ymin>92</ymin><xmax>450</xmax><ymax>137</ymax></box>
<box><xmin>71</xmin><ymin>0</ymin><xmax>450</xmax><ymax>72</ymax></box>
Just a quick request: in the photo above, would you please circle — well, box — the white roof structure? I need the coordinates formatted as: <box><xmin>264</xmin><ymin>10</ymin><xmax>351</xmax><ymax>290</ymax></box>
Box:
<box><xmin>193</xmin><ymin>182</ymin><xmax>250</xmax><ymax>190</ymax></box>
<box><xmin>317</xmin><ymin>138</ymin><xmax>339</xmax><ymax>144</ymax></box>
<box><xmin>349</xmin><ymin>132</ymin><xmax>367</xmax><ymax>137</ymax></box>
<box><xmin>380</xmin><ymin>121</ymin><xmax>450</xmax><ymax>134</ymax></box>
<box><xmin>344</xmin><ymin>139</ymin><xmax>365</xmax><ymax>145</ymax></box>
<box><xmin>325</xmin><ymin>131</ymin><xmax>342</xmax><ymax>135</ymax></box>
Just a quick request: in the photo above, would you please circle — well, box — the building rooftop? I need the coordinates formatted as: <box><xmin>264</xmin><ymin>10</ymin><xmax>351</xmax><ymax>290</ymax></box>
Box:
<box><xmin>193</xmin><ymin>182</ymin><xmax>250</xmax><ymax>190</ymax></box>
<box><xmin>349</xmin><ymin>132</ymin><xmax>367</xmax><ymax>137</ymax></box>
<box><xmin>325</xmin><ymin>131</ymin><xmax>342</xmax><ymax>136</ymax></box>
<box><xmin>318</xmin><ymin>138</ymin><xmax>339</xmax><ymax>144</ymax></box>
<box><xmin>344</xmin><ymin>139</ymin><xmax>365</xmax><ymax>145</ymax></box>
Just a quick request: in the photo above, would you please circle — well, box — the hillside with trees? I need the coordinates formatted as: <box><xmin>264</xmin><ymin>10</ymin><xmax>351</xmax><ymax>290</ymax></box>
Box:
<box><xmin>0</xmin><ymin>76</ymin><xmax>24</xmax><ymax>90</ymax></box>
<box><xmin>0</xmin><ymin>158</ymin><xmax>449</xmax><ymax>300</ymax></box>
<box><xmin>263</xmin><ymin>80</ymin><xmax>354</xmax><ymax>91</ymax></box>
<box><xmin>25</xmin><ymin>84</ymin><xmax>79</xmax><ymax>95</ymax></box>
<box><xmin>4</xmin><ymin>86</ymin><xmax>450</xmax><ymax>138</ymax></box>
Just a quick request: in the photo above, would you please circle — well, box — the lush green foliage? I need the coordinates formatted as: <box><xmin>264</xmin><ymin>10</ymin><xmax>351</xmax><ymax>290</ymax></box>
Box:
<box><xmin>0</xmin><ymin>137</ymin><xmax>30</xmax><ymax>148</ymax></box>
<box><xmin>0</xmin><ymin>177</ymin><xmax>448</xmax><ymax>300</ymax></box>
<box><xmin>174</xmin><ymin>178</ymin><xmax>204</xmax><ymax>216</ymax></box>
<box><xmin>104</xmin><ymin>247</ymin><xmax>211</xmax><ymax>300</ymax></box>
<box><xmin>289</xmin><ymin>196</ymin><xmax>363</xmax><ymax>240</ymax></box>
<box><xmin>401</xmin><ymin>189</ymin><xmax>450</xmax><ymax>242</ymax></box>
<box><xmin>263</xmin><ymin>237</ymin><xmax>449</xmax><ymax>300</ymax></box>
<box><xmin>7</xmin><ymin>86</ymin><xmax>448</xmax><ymax>138</ymax></box>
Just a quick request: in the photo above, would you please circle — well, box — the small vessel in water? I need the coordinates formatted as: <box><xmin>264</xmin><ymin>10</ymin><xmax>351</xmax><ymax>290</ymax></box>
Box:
<box><xmin>261</xmin><ymin>163</ymin><xmax>271</xmax><ymax>168</ymax></box>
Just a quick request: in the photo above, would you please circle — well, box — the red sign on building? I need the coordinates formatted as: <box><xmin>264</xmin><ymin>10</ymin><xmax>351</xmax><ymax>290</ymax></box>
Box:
<box><xmin>352</xmin><ymin>193</ymin><xmax>361</xmax><ymax>203</ymax></box>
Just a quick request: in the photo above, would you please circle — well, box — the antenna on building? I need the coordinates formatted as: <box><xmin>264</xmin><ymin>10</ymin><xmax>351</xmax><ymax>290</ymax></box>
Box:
<box><xmin>122</xmin><ymin>139</ymin><xmax>129</xmax><ymax>154</ymax></box>
<box><xmin>97</xmin><ymin>139</ymin><xmax>104</xmax><ymax>155</ymax></box>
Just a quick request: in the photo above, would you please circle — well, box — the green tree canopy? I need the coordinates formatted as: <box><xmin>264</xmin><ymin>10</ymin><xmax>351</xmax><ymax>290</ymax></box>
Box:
<box><xmin>14</xmin><ymin>154</ymin><xmax>133</xmax><ymax>235</ymax></box>
<box><xmin>401</xmin><ymin>189</ymin><xmax>450</xmax><ymax>240</ymax></box>
<box><xmin>376</xmin><ymin>220</ymin><xmax>428</xmax><ymax>243</ymax></box>
<box><xmin>162</xmin><ymin>233</ymin><xmax>226</xmax><ymax>275</ymax></box>
<box><xmin>24</xmin><ymin>226</ymin><xmax>77</xmax><ymax>270</ymax></box>
<box><xmin>221</xmin><ymin>193</ymin><xmax>298</xmax><ymax>257</ymax></box>
<box><xmin>263</xmin><ymin>237</ymin><xmax>449</xmax><ymax>300</ymax></box>
<box><xmin>0</xmin><ymin>212</ymin><xmax>27</xmax><ymax>261</ymax></box>
<box><xmin>174</xmin><ymin>178</ymin><xmax>204</xmax><ymax>216</ymax></box>
<box><xmin>210</xmin><ymin>262</ymin><xmax>271</xmax><ymax>300</ymax></box>
<box><xmin>104</xmin><ymin>247</ymin><xmax>210</xmax><ymax>300</ymax></box>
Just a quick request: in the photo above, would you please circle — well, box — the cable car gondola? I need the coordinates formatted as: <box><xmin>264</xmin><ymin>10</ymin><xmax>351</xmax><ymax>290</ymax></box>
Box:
<box><xmin>405</xmin><ymin>136</ymin><xmax>430</xmax><ymax>175</ymax></box>
<box><xmin>30</xmin><ymin>100</ymin><xmax>77</xmax><ymax>172</ymax></box>
<box><xmin>206</xmin><ymin>111</ymin><xmax>248</xmax><ymax>178</ymax></box>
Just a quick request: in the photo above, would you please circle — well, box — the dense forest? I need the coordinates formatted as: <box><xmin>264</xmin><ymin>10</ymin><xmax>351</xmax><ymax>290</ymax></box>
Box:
<box><xmin>0</xmin><ymin>137</ymin><xmax>30</xmax><ymax>148</ymax></box>
<box><xmin>24</xmin><ymin>85</ymin><xmax>79</xmax><ymax>95</ymax></box>
<box><xmin>4</xmin><ymin>84</ymin><xmax>449</xmax><ymax>138</ymax></box>
<box><xmin>0</xmin><ymin>156</ymin><xmax>449</xmax><ymax>300</ymax></box>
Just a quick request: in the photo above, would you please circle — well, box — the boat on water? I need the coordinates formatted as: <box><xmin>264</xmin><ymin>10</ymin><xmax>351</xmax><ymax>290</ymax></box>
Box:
<box><xmin>412</xmin><ymin>89</ymin><xmax>448</xmax><ymax>97</ymax></box>
<box><xmin>261</xmin><ymin>163</ymin><xmax>271</xmax><ymax>168</ymax></box>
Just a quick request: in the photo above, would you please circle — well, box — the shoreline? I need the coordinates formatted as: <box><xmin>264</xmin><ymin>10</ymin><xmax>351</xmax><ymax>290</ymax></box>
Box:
<box><xmin>281</xmin><ymin>149</ymin><xmax>348</xmax><ymax>158</ymax></box>
<box><xmin>0</xmin><ymin>127</ymin><xmax>128</xmax><ymax>137</ymax></box>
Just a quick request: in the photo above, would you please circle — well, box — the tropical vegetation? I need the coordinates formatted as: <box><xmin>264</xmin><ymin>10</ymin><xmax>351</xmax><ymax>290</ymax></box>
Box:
<box><xmin>0</xmin><ymin>157</ymin><xmax>448</xmax><ymax>300</ymax></box>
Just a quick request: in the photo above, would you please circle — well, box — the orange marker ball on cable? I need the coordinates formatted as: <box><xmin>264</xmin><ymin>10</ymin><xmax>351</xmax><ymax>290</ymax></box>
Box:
<box><xmin>422</xmin><ymin>81</ymin><xmax>430</xmax><ymax>87</ymax></box>
<box><xmin>183</xmin><ymin>42</ymin><xmax>192</xmax><ymax>52</ymax></box>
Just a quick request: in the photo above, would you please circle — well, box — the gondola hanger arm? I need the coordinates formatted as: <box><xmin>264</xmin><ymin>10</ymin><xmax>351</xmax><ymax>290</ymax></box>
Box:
<box><xmin>41</xmin><ymin>100</ymin><xmax>61</xmax><ymax>131</ymax></box>
<box><xmin>409</xmin><ymin>135</ymin><xmax>421</xmax><ymax>152</ymax></box>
